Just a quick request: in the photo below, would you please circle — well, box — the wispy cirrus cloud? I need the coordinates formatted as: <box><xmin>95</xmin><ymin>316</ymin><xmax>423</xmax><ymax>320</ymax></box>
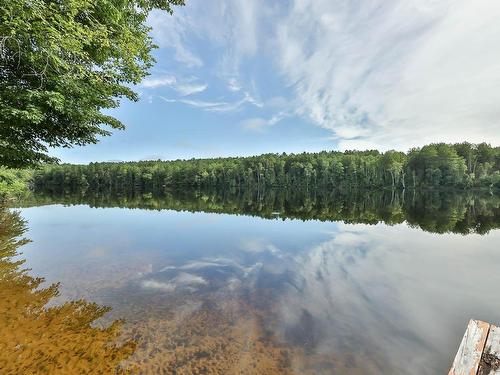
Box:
<box><xmin>159</xmin><ymin>91</ymin><xmax>262</xmax><ymax>113</ymax></box>
<box><xmin>141</xmin><ymin>75</ymin><xmax>208</xmax><ymax>97</ymax></box>
<box><xmin>147</xmin><ymin>0</ymin><xmax>265</xmax><ymax>73</ymax></box>
<box><xmin>146</xmin><ymin>1</ymin><xmax>270</xmax><ymax>107</ymax></box>
<box><xmin>148</xmin><ymin>0</ymin><xmax>500</xmax><ymax>149</ymax></box>
<box><xmin>274</xmin><ymin>0</ymin><xmax>500</xmax><ymax>150</ymax></box>
<box><xmin>53</xmin><ymin>1</ymin><xmax>500</xmax><ymax>164</ymax></box>
<box><xmin>148</xmin><ymin>10</ymin><xmax>203</xmax><ymax>68</ymax></box>
<box><xmin>159</xmin><ymin>97</ymin><xmax>226</xmax><ymax>110</ymax></box>
<box><xmin>175</xmin><ymin>83</ymin><xmax>208</xmax><ymax>96</ymax></box>
<box><xmin>142</xmin><ymin>75</ymin><xmax>176</xmax><ymax>88</ymax></box>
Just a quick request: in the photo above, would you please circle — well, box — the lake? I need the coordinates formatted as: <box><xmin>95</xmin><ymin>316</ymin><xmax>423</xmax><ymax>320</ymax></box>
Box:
<box><xmin>3</xmin><ymin>189</ymin><xmax>500</xmax><ymax>374</ymax></box>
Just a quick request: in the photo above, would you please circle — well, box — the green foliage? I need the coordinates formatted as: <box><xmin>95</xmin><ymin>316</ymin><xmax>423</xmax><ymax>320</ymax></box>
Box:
<box><xmin>32</xmin><ymin>143</ymin><xmax>500</xmax><ymax>192</ymax></box>
<box><xmin>0</xmin><ymin>0</ymin><xmax>183</xmax><ymax>167</ymax></box>
<box><xmin>0</xmin><ymin>167</ymin><xmax>32</xmax><ymax>198</ymax></box>
<box><xmin>407</xmin><ymin>144</ymin><xmax>466</xmax><ymax>187</ymax></box>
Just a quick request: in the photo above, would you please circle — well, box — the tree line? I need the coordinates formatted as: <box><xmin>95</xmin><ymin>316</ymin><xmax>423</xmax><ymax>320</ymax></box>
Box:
<box><xmin>32</xmin><ymin>143</ymin><xmax>500</xmax><ymax>192</ymax></box>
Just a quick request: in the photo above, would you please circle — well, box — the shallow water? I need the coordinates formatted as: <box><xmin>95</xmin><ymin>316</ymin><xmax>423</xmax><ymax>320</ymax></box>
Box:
<box><xmin>3</xmin><ymin>191</ymin><xmax>500</xmax><ymax>374</ymax></box>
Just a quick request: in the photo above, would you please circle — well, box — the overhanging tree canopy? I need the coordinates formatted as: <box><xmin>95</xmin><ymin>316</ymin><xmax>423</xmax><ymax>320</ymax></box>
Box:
<box><xmin>0</xmin><ymin>0</ymin><xmax>183</xmax><ymax>168</ymax></box>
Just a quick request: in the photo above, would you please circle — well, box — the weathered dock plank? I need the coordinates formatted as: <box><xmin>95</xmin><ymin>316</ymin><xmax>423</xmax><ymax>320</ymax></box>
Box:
<box><xmin>449</xmin><ymin>320</ymin><xmax>490</xmax><ymax>375</ymax></box>
<box><xmin>479</xmin><ymin>325</ymin><xmax>500</xmax><ymax>375</ymax></box>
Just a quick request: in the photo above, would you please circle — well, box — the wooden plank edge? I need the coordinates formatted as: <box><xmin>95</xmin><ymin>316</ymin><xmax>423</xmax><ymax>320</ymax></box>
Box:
<box><xmin>449</xmin><ymin>319</ymin><xmax>490</xmax><ymax>375</ymax></box>
<box><xmin>478</xmin><ymin>324</ymin><xmax>500</xmax><ymax>375</ymax></box>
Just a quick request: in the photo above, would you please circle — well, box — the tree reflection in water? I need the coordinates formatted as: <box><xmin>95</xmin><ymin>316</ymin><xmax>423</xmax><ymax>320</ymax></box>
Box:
<box><xmin>0</xmin><ymin>206</ymin><xmax>136</xmax><ymax>374</ymax></box>
<box><xmin>23</xmin><ymin>188</ymin><xmax>500</xmax><ymax>235</ymax></box>
<box><xmin>6</xmin><ymin>189</ymin><xmax>500</xmax><ymax>374</ymax></box>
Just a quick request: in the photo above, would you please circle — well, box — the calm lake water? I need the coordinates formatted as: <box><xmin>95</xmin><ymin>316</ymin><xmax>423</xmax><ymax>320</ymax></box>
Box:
<box><xmin>3</xmin><ymin>190</ymin><xmax>500</xmax><ymax>374</ymax></box>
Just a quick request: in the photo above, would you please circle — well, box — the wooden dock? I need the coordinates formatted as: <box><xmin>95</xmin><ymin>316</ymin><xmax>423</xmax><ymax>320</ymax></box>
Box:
<box><xmin>449</xmin><ymin>320</ymin><xmax>500</xmax><ymax>375</ymax></box>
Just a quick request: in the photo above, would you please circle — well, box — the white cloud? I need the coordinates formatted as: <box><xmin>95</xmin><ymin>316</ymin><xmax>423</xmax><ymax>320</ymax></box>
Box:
<box><xmin>159</xmin><ymin>92</ymin><xmax>262</xmax><ymax>113</ymax></box>
<box><xmin>241</xmin><ymin>111</ymin><xmax>287</xmax><ymax>132</ymax></box>
<box><xmin>145</xmin><ymin>0</ymin><xmax>500</xmax><ymax>148</ymax></box>
<box><xmin>147</xmin><ymin>0</ymin><xmax>265</xmax><ymax>72</ymax></box>
<box><xmin>147</xmin><ymin>0</ymin><xmax>269</xmax><ymax>93</ymax></box>
<box><xmin>274</xmin><ymin>0</ymin><xmax>500</xmax><ymax>150</ymax></box>
<box><xmin>175</xmin><ymin>83</ymin><xmax>208</xmax><ymax>96</ymax></box>
<box><xmin>269</xmin><ymin>111</ymin><xmax>287</xmax><ymax>125</ymax></box>
<box><xmin>160</xmin><ymin>96</ymin><xmax>226</xmax><ymax>109</ymax></box>
<box><xmin>148</xmin><ymin>10</ymin><xmax>203</xmax><ymax>67</ymax></box>
<box><xmin>142</xmin><ymin>75</ymin><xmax>207</xmax><ymax>96</ymax></box>
<box><xmin>142</xmin><ymin>75</ymin><xmax>176</xmax><ymax>88</ymax></box>
<box><xmin>242</xmin><ymin>91</ymin><xmax>263</xmax><ymax>109</ymax></box>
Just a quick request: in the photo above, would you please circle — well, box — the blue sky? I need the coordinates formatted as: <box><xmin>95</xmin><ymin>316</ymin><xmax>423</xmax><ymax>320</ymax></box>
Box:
<box><xmin>52</xmin><ymin>0</ymin><xmax>500</xmax><ymax>163</ymax></box>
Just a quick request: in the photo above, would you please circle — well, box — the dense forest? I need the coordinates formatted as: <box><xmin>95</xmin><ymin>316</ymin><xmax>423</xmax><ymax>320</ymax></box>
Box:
<box><xmin>21</xmin><ymin>188</ymin><xmax>500</xmax><ymax>235</ymax></box>
<box><xmin>32</xmin><ymin>143</ymin><xmax>500</xmax><ymax>192</ymax></box>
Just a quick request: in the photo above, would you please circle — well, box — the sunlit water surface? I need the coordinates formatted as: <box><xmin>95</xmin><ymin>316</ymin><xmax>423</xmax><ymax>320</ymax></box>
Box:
<box><xmin>6</xmin><ymin>198</ymin><xmax>500</xmax><ymax>374</ymax></box>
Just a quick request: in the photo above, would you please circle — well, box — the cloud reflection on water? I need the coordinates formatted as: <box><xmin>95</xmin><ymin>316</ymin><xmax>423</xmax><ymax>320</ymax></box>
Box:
<box><xmin>17</xmin><ymin>204</ymin><xmax>500</xmax><ymax>374</ymax></box>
